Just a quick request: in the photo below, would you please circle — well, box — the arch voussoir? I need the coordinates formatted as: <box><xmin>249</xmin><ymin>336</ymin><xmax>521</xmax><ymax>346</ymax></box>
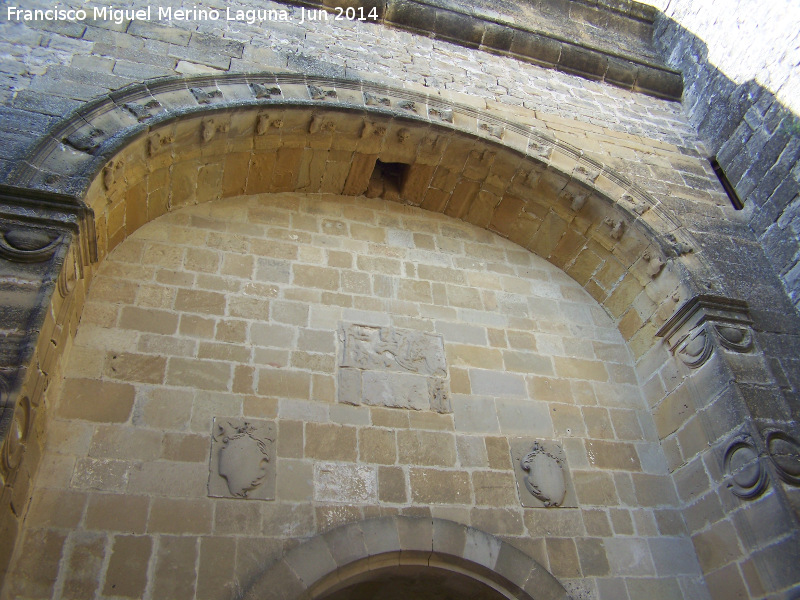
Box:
<box><xmin>245</xmin><ymin>517</ymin><xmax>568</xmax><ymax>600</ymax></box>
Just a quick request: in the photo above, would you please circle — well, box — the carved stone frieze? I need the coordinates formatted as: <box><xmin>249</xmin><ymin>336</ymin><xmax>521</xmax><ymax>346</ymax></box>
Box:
<box><xmin>527</xmin><ymin>138</ymin><xmax>553</xmax><ymax>160</ymax></box>
<box><xmin>338</xmin><ymin>323</ymin><xmax>450</xmax><ymax>413</ymax></box>
<box><xmin>364</xmin><ymin>92</ymin><xmax>390</xmax><ymax>106</ymax></box>
<box><xmin>310</xmin><ymin>115</ymin><xmax>336</xmax><ymax>134</ymax></box>
<box><xmin>64</xmin><ymin>127</ymin><xmax>105</xmax><ymax>153</ymax></box>
<box><xmin>569</xmin><ymin>193</ymin><xmax>588</xmax><ymax>212</ymax></box>
<box><xmin>574</xmin><ymin>163</ymin><xmax>600</xmax><ymax>182</ymax></box>
<box><xmin>147</xmin><ymin>132</ymin><xmax>173</xmax><ymax>157</ymax></box>
<box><xmin>102</xmin><ymin>159</ymin><xmax>123</xmax><ymax>191</ymax></box>
<box><xmin>360</xmin><ymin>121</ymin><xmax>384</xmax><ymax>138</ymax></box>
<box><xmin>657</xmin><ymin>295</ymin><xmax>754</xmax><ymax>370</ymax></box>
<box><xmin>642</xmin><ymin>250</ymin><xmax>665</xmax><ymax>278</ymax></box>
<box><xmin>308</xmin><ymin>85</ymin><xmax>337</xmax><ymax>100</ymax></box>
<box><xmin>256</xmin><ymin>114</ymin><xmax>270</xmax><ymax>136</ymax></box>
<box><xmin>603</xmin><ymin>217</ymin><xmax>625</xmax><ymax>240</ymax></box>
<box><xmin>714</xmin><ymin>323</ymin><xmax>754</xmax><ymax>353</ymax></box>
<box><xmin>675</xmin><ymin>324</ymin><xmax>712</xmax><ymax>368</ymax></box>
<box><xmin>208</xmin><ymin>418</ymin><xmax>276</xmax><ymax>500</ymax></box>
<box><xmin>429</xmin><ymin>107</ymin><xmax>453</xmax><ymax>123</ymax></box>
<box><xmin>249</xmin><ymin>83</ymin><xmax>281</xmax><ymax>99</ymax></box>
<box><xmin>479</xmin><ymin>122</ymin><xmax>504</xmax><ymax>139</ymax></box>
<box><xmin>201</xmin><ymin>119</ymin><xmax>229</xmax><ymax>143</ymax></box>
<box><xmin>620</xmin><ymin>193</ymin><xmax>649</xmax><ymax>216</ymax></box>
<box><xmin>510</xmin><ymin>438</ymin><xmax>577</xmax><ymax>508</ymax></box>
<box><xmin>0</xmin><ymin>396</ymin><xmax>31</xmax><ymax>477</ymax></box>
<box><xmin>123</xmin><ymin>99</ymin><xmax>162</xmax><ymax>122</ymax></box>
<box><xmin>190</xmin><ymin>87</ymin><xmax>223</xmax><ymax>104</ymax></box>
<box><xmin>340</xmin><ymin>324</ymin><xmax>446</xmax><ymax>376</ymax></box>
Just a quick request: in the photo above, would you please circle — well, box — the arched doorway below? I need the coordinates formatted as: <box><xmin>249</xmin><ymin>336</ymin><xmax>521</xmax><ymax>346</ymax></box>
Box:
<box><xmin>316</xmin><ymin>565</ymin><xmax>511</xmax><ymax>600</ymax></box>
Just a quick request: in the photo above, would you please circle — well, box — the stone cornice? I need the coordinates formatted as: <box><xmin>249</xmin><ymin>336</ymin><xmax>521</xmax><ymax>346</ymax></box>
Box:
<box><xmin>271</xmin><ymin>0</ymin><xmax>683</xmax><ymax>100</ymax></box>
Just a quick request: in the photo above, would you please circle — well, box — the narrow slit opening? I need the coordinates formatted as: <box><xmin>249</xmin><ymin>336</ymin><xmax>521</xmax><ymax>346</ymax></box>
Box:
<box><xmin>710</xmin><ymin>157</ymin><xmax>744</xmax><ymax>210</ymax></box>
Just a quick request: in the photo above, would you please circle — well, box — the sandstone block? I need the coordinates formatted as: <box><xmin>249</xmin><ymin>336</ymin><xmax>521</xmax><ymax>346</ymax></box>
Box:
<box><xmin>314</xmin><ymin>462</ymin><xmax>377</xmax><ymax>503</ymax></box>
<box><xmin>102</xmin><ymin>535</ymin><xmax>153</xmax><ymax>597</ymax></box>
<box><xmin>85</xmin><ymin>494</ymin><xmax>149</xmax><ymax>533</ymax></box>
<box><xmin>57</xmin><ymin>379</ymin><xmax>135</xmax><ymax>423</ymax></box>
<box><xmin>409</xmin><ymin>468</ymin><xmax>471</xmax><ymax>504</ymax></box>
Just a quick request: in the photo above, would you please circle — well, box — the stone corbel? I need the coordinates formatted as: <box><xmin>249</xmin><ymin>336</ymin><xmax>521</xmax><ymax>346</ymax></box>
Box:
<box><xmin>656</xmin><ymin>295</ymin><xmax>754</xmax><ymax>369</ymax></box>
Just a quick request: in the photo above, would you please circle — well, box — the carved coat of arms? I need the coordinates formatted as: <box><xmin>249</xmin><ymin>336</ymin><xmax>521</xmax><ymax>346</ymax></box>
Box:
<box><xmin>521</xmin><ymin>442</ymin><xmax>567</xmax><ymax>507</ymax></box>
<box><xmin>208</xmin><ymin>418</ymin><xmax>276</xmax><ymax>500</ymax></box>
<box><xmin>510</xmin><ymin>439</ymin><xmax>577</xmax><ymax>508</ymax></box>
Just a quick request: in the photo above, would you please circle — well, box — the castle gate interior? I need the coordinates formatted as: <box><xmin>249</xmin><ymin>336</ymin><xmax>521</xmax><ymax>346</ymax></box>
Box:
<box><xmin>0</xmin><ymin>1</ymin><xmax>798</xmax><ymax>599</ymax></box>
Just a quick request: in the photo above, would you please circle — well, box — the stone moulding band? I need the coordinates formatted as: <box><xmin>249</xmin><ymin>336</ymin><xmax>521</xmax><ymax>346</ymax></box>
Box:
<box><xmin>7</xmin><ymin>72</ymin><xmax>694</xmax><ymax>260</ymax></box>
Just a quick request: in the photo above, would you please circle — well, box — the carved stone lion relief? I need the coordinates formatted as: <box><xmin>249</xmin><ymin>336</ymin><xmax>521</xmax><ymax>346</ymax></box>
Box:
<box><xmin>338</xmin><ymin>323</ymin><xmax>451</xmax><ymax>413</ymax></box>
<box><xmin>208</xmin><ymin>418</ymin><xmax>276</xmax><ymax>500</ymax></box>
<box><xmin>510</xmin><ymin>439</ymin><xmax>577</xmax><ymax>508</ymax></box>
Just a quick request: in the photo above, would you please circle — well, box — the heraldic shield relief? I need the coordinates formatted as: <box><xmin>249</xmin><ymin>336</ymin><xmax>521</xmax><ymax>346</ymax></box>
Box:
<box><xmin>208</xmin><ymin>418</ymin><xmax>277</xmax><ymax>500</ymax></box>
<box><xmin>510</xmin><ymin>439</ymin><xmax>578</xmax><ymax>508</ymax></box>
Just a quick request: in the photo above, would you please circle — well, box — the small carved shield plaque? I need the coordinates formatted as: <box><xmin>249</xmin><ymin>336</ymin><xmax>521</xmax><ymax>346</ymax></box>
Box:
<box><xmin>208</xmin><ymin>418</ymin><xmax>276</xmax><ymax>500</ymax></box>
<box><xmin>510</xmin><ymin>439</ymin><xmax>577</xmax><ymax>508</ymax></box>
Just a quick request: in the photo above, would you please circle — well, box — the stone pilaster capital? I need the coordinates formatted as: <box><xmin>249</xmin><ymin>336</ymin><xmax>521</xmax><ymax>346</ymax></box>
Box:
<box><xmin>656</xmin><ymin>294</ymin><xmax>754</xmax><ymax>368</ymax></box>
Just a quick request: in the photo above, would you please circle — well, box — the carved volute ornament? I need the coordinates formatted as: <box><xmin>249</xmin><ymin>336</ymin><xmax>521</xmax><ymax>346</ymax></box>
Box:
<box><xmin>657</xmin><ymin>295</ymin><xmax>754</xmax><ymax>370</ymax></box>
<box><xmin>1</xmin><ymin>395</ymin><xmax>31</xmax><ymax>478</ymax></box>
<box><xmin>0</xmin><ymin>228</ymin><xmax>63</xmax><ymax>263</ymax></box>
<box><xmin>208</xmin><ymin>418</ymin><xmax>276</xmax><ymax>500</ymax></box>
<box><xmin>723</xmin><ymin>436</ymin><xmax>769</xmax><ymax>500</ymax></box>
<box><xmin>765</xmin><ymin>430</ymin><xmax>800</xmax><ymax>486</ymax></box>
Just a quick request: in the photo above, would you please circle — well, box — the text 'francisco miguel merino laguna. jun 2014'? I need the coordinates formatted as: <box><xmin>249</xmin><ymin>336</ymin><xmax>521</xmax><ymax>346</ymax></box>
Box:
<box><xmin>6</xmin><ymin>4</ymin><xmax>380</xmax><ymax>25</ymax></box>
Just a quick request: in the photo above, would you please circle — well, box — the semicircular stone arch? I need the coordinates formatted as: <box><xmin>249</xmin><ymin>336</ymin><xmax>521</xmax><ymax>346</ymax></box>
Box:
<box><xmin>11</xmin><ymin>72</ymin><xmax>703</xmax><ymax>359</ymax></box>
<box><xmin>243</xmin><ymin>517</ymin><xmax>570</xmax><ymax>600</ymax></box>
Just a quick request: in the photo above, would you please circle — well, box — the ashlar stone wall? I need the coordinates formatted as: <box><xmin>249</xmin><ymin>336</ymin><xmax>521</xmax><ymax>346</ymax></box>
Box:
<box><xmin>3</xmin><ymin>193</ymin><xmax>708</xmax><ymax>600</ymax></box>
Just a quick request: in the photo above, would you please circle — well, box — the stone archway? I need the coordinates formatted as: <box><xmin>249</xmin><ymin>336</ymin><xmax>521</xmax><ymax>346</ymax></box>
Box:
<box><xmin>243</xmin><ymin>517</ymin><xmax>569</xmax><ymax>600</ymax></box>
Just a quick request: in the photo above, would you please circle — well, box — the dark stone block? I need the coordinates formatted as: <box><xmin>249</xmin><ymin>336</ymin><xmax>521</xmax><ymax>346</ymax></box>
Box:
<box><xmin>558</xmin><ymin>45</ymin><xmax>607</xmax><ymax>80</ymax></box>
<box><xmin>11</xmin><ymin>90</ymin><xmax>83</xmax><ymax>117</ymax></box>
<box><xmin>750</xmin><ymin>532</ymin><xmax>800</xmax><ymax>592</ymax></box>
<box><xmin>481</xmin><ymin>22</ymin><xmax>514</xmax><ymax>53</ymax></box>
<box><xmin>433</xmin><ymin>10</ymin><xmax>484</xmax><ymax>48</ymax></box>
<box><xmin>635</xmin><ymin>64</ymin><xmax>683</xmax><ymax>99</ymax></box>
<box><xmin>762</xmin><ymin>224</ymin><xmax>800</xmax><ymax>275</ymax></box>
<box><xmin>0</xmin><ymin>132</ymin><xmax>34</xmax><ymax>160</ymax></box>
<box><xmin>701</xmin><ymin>388</ymin><xmax>751</xmax><ymax>442</ymax></box>
<box><xmin>41</xmin><ymin>20</ymin><xmax>86</xmax><ymax>39</ymax></box>
<box><xmin>42</xmin><ymin>65</ymin><xmax>133</xmax><ymax>91</ymax></box>
<box><xmin>287</xmin><ymin>54</ymin><xmax>346</xmax><ymax>79</ymax></box>
<box><xmin>604</xmin><ymin>57</ymin><xmax>637</xmax><ymax>88</ymax></box>
<box><xmin>188</xmin><ymin>32</ymin><xmax>245</xmax><ymax>59</ymax></box>
<box><xmin>385</xmin><ymin>0</ymin><xmax>436</xmax><ymax>33</ymax></box>
<box><xmin>716</xmin><ymin>121</ymin><xmax>754</xmax><ymax>167</ymax></box>
<box><xmin>509</xmin><ymin>30</ymin><xmax>561</xmax><ymax>67</ymax></box>
<box><xmin>0</xmin><ymin>107</ymin><xmax>56</xmax><ymax>137</ymax></box>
